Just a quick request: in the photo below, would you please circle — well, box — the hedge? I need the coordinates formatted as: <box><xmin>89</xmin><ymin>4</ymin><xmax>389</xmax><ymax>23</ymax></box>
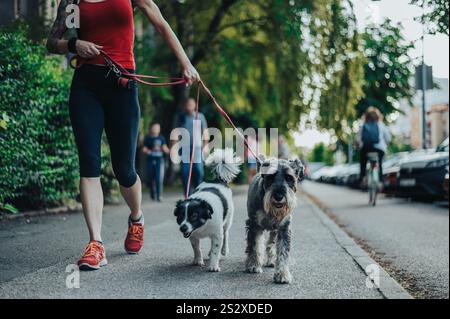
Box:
<box><xmin>0</xmin><ymin>27</ymin><xmax>117</xmax><ymax>212</ymax></box>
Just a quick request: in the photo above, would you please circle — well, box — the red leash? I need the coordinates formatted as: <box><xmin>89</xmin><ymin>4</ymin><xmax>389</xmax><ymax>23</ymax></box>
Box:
<box><xmin>98</xmin><ymin>51</ymin><xmax>262</xmax><ymax>198</ymax></box>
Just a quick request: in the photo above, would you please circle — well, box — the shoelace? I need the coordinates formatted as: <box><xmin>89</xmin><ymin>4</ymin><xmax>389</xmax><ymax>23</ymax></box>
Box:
<box><xmin>128</xmin><ymin>224</ymin><xmax>144</xmax><ymax>243</ymax></box>
<box><xmin>82</xmin><ymin>242</ymin><xmax>103</xmax><ymax>258</ymax></box>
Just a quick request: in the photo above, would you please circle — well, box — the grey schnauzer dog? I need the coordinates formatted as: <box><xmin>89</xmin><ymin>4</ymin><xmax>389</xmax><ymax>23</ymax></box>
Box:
<box><xmin>245</xmin><ymin>157</ymin><xmax>304</xmax><ymax>284</ymax></box>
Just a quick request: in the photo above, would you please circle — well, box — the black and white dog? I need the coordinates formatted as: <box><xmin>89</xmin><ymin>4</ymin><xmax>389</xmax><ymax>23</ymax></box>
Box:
<box><xmin>174</xmin><ymin>149</ymin><xmax>241</xmax><ymax>272</ymax></box>
<box><xmin>245</xmin><ymin>157</ymin><xmax>304</xmax><ymax>284</ymax></box>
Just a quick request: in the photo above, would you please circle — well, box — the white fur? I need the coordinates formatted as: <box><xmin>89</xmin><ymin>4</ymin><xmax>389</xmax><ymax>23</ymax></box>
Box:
<box><xmin>205</xmin><ymin>148</ymin><xmax>241</xmax><ymax>183</ymax></box>
<box><xmin>187</xmin><ymin>183</ymin><xmax>234</xmax><ymax>272</ymax></box>
<box><xmin>182</xmin><ymin>149</ymin><xmax>241</xmax><ymax>272</ymax></box>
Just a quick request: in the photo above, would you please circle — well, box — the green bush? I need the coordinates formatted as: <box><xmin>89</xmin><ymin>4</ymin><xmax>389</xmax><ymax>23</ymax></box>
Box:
<box><xmin>0</xmin><ymin>28</ymin><xmax>79</xmax><ymax>210</ymax></box>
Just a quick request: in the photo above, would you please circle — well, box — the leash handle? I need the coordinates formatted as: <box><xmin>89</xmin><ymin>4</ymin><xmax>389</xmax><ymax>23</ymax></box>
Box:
<box><xmin>100</xmin><ymin>51</ymin><xmax>187</xmax><ymax>87</ymax></box>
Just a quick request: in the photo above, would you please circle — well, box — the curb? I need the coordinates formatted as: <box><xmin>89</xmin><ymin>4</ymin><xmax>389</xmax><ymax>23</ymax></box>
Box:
<box><xmin>302</xmin><ymin>193</ymin><xmax>413</xmax><ymax>299</ymax></box>
<box><xmin>0</xmin><ymin>204</ymin><xmax>82</xmax><ymax>221</ymax></box>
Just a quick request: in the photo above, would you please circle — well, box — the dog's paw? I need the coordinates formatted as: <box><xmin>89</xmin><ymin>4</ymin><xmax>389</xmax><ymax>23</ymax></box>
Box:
<box><xmin>192</xmin><ymin>259</ymin><xmax>205</xmax><ymax>267</ymax></box>
<box><xmin>246</xmin><ymin>265</ymin><xmax>263</xmax><ymax>273</ymax></box>
<box><xmin>264</xmin><ymin>261</ymin><xmax>275</xmax><ymax>268</ymax></box>
<box><xmin>274</xmin><ymin>270</ymin><xmax>292</xmax><ymax>284</ymax></box>
<box><xmin>207</xmin><ymin>265</ymin><xmax>221</xmax><ymax>272</ymax></box>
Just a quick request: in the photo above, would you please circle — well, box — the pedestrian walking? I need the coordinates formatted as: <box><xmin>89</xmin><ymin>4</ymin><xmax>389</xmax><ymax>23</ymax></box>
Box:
<box><xmin>143</xmin><ymin>122</ymin><xmax>169</xmax><ymax>202</ymax></box>
<box><xmin>172</xmin><ymin>98</ymin><xmax>209</xmax><ymax>195</ymax></box>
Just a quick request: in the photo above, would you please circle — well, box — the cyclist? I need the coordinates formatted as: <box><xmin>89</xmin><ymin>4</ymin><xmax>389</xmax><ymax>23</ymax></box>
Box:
<box><xmin>356</xmin><ymin>107</ymin><xmax>391</xmax><ymax>186</ymax></box>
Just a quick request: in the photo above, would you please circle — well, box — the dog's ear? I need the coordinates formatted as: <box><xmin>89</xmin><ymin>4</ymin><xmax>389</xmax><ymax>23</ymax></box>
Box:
<box><xmin>289</xmin><ymin>158</ymin><xmax>305</xmax><ymax>181</ymax></box>
<box><xmin>174</xmin><ymin>200</ymin><xmax>184</xmax><ymax>216</ymax></box>
<box><xmin>199</xmin><ymin>200</ymin><xmax>213</xmax><ymax>220</ymax></box>
<box><xmin>256</xmin><ymin>154</ymin><xmax>267</xmax><ymax>173</ymax></box>
<box><xmin>259</xmin><ymin>157</ymin><xmax>279</xmax><ymax>176</ymax></box>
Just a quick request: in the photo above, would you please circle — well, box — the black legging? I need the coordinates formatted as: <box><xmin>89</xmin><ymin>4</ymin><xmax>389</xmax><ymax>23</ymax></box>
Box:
<box><xmin>359</xmin><ymin>146</ymin><xmax>384</xmax><ymax>182</ymax></box>
<box><xmin>69</xmin><ymin>64</ymin><xmax>140</xmax><ymax>188</ymax></box>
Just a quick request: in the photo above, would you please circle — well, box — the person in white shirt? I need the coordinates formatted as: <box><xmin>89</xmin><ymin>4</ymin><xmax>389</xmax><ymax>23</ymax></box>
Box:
<box><xmin>356</xmin><ymin>107</ymin><xmax>391</xmax><ymax>183</ymax></box>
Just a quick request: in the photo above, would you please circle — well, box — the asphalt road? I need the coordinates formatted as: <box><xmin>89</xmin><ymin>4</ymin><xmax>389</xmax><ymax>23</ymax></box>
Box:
<box><xmin>0</xmin><ymin>186</ymin><xmax>399</xmax><ymax>299</ymax></box>
<box><xmin>302</xmin><ymin>181</ymin><xmax>449</xmax><ymax>299</ymax></box>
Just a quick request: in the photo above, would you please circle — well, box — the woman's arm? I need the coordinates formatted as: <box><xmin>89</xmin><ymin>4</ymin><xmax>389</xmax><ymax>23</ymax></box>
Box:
<box><xmin>46</xmin><ymin>0</ymin><xmax>72</xmax><ymax>54</ymax></box>
<box><xmin>46</xmin><ymin>0</ymin><xmax>103</xmax><ymax>58</ymax></box>
<box><xmin>135</xmin><ymin>0</ymin><xmax>200</xmax><ymax>85</ymax></box>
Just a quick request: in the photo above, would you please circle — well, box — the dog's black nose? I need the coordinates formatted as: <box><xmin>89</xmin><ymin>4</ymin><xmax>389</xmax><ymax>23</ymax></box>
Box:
<box><xmin>273</xmin><ymin>192</ymin><xmax>284</xmax><ymax>202</ymax></box>
<box><xmin>180</xmin><ymin>225</ymin><xmax>188</xmax><ymax>233</ymax></box>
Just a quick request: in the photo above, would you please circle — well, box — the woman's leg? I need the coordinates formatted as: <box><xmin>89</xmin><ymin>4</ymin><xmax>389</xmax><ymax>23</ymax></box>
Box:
<box><xmin>359</xmin><ymin>148</ymin><xmax>368</xmax><ymax>182</ymax></box>
<box><xmin>80</xmin><ymin>178</ymin><xmax>104</xmax><ymax>242</ymax></box>
<box><xmin>120</xmin><ymin>177</ymin><xmax>142</xmax><ymax>220</ymax></box>
<box><xmin>69</xmin><ymin>83</ymin><xmax>105</xmax><ymax>242</ymax></box>
<box><xmin>378</xmin><ymin>150</ymin><xmax>385</xmax><ymax>180</ymax></box>
<box><xmin>104</xmin><ymin>82</ymin><xmax>142</xmax><ymax>220</ymax></box>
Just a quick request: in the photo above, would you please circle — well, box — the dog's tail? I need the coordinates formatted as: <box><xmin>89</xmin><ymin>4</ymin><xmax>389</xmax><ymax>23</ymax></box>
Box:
<box><xmin>205</xmin><ymin>148</ymin><xmax>241</xmax><ymax>184</ymax></box>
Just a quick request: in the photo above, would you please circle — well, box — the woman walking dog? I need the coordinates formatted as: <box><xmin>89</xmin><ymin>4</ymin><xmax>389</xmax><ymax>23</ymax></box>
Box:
<box><xmin>46</xmin><ymin>0</ymin><xmax>200</xmax><ymax>270</ymax></box>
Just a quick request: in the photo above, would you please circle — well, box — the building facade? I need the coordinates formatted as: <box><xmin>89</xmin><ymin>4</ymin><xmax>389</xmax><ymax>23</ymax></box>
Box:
<box><xmin>393</xmin><ymin>77</ymin><xmax>449</xmax><ymax>149</ymax></box>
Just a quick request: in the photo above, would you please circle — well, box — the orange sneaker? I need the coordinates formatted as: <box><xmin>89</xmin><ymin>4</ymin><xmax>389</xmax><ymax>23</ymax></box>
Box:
<box><xmin>124</xmin><ymin>214</ymin><xmax>144</xmax><ymax>254</ymax></box>
<box><xmin>77</xmin><ymin>241</ymin><xmax>107</xmax><ymax>271</ymax></box>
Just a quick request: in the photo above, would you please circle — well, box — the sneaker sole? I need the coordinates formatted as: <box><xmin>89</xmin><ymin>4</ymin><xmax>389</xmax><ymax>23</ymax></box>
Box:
<box><xmin>78</xmin><ymin>258</ymin><xmax>108</xmax><ymax>271</ymax></box>
<box><xmin>124</xmin><ymin>246</ymin><xmax>142</xmax><ymax>255</ymax></box>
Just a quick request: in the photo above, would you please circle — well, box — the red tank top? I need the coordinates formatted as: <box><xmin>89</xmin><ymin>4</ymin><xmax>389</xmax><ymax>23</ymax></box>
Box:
<box><xmin>78</xmin><ymin>0</ymin><xmax>135</xmax><ymax>69</ymax></box>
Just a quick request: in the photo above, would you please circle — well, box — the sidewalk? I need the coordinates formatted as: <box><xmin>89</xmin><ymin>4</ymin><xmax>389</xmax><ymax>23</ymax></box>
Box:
<box><xmin>0</xmin><ymin>186</ymin><xmax>409</xmax><ymax>298</ymax></box>
<box><xmin>302</xmin><ymin>180</ymin><xmax>449</xmax><ymax>299</ymax></box>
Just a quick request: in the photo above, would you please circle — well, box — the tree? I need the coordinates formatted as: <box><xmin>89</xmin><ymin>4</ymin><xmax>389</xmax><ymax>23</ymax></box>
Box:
<box><xmin>410</xmin><ymin>0</ymin><xmax>449</xmax><ymax>35</ymax></box>
<box><xmin>316</xmin><ymin>0</ymin><xmax>365</xmax><ymax>140</ymax></box>
<box><xmin>308</xmin><ymin>142</ymin><xmax>334</xmax><ymax>165</ymax></box>
<box><xmin>356</xmin><ymin>20</ymin><xmax>414</xmax><ymax>119</ymax></box>
<box><xmin>134</xmin><ymin>0</ymin><xmax>364</xmax><ymax>139</ymax></box>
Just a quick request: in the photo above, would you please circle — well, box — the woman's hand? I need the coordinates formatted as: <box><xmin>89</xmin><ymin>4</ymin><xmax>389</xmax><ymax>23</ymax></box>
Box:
<box><xmin>75</xmin><ymin>40</ymin><xmax>103</xmax><ymax>59</ymax></box>
<box><xmin>182</xmin><ymin>63</ymin><xmax>200</xmax><ymax>86</ymax></box>
<box><xmin>137</xmin><ymin>1</ymin><xmax>200</xmax><ymax>85</ymax></box>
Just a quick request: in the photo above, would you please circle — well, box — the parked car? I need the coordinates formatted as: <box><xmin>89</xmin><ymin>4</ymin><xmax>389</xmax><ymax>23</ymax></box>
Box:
<box><xmin>382</xmin><ymin>152</ymin><xmax>410</xmax><ymax>195</ymax></box>
<box><xmin>444</xmin><ymin>165</ymin><xmax>449</xmax><ymax>200</ymax></box>
<box><xmin>310</xmin><ymin>166</ymin><xmax>332</xmax><ymax>182</ymax></box>
<box><xmin>322</xmin><ymin>164</ymin><xmax>348</xmax><ymax>184</ymax></box>
<box><xmin>397</xmin><ymin>138</ymin><xmax>449</xmax><ymax>200</ymax></box>
<box><xmin>335</xmin><ymin>164</ymin><xmax>360</xmax><ymax>188</ymax></box>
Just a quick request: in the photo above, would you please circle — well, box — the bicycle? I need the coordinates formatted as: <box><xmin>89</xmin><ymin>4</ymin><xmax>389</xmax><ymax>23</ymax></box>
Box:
<box><xmin>367</xmin><ymin>152</ymin><xmax>380</xmax><ymax>206</ymax></box>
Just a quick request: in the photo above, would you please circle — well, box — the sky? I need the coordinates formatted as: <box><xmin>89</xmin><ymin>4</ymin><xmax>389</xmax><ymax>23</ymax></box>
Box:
<box><xmin>294</xmin><ymin>0</ymin><xmax>449</xmax><ymax>149</ymax></box>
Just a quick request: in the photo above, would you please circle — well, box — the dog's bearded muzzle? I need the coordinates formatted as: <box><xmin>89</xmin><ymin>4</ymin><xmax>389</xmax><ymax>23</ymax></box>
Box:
<box><xmin>263</xmin><ymin>188</ymin><xmax>297</xmax><ymax>222</ymax></box>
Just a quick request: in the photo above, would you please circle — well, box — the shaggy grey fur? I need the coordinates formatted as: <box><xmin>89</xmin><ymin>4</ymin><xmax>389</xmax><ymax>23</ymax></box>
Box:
<box><xmin>245</xmin><ymin>157</ymin><xmax>304</xmax><ymax>284</ymax></box>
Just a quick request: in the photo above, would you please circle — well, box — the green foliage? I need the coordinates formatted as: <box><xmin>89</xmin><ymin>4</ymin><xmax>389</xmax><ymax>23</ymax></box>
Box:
<box><xmin>316</xmin><ymin>0</ymin><xmax>366</xmax><ymax>140</ymax></box>
<box><xmin>0</xmin><ymin>27</ymin><xmax>78</xmax><ymax>210</ymax></box>
<box><xmin>356</xmin><ymin>20</ymin><xmax>414</xmax><ymax>119</ymax></box>
<box><xmin>410</xmin><ymin>0</ymin><xmax>449</xmax><ymax>35</ymax></box>
<box><xmin>308</xmin><ymin>142</ymin><xmax>335</xmax><ymax>166</ymax></box>
<box><xmin>388</xmin><ymin>138</ymin><xmax>413</xmax><ymax>154</ymax></box>
<box><xmin>135</xmin><ymin>0</ymin><xmax>363</xmax><ymax>138</ymax></box>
